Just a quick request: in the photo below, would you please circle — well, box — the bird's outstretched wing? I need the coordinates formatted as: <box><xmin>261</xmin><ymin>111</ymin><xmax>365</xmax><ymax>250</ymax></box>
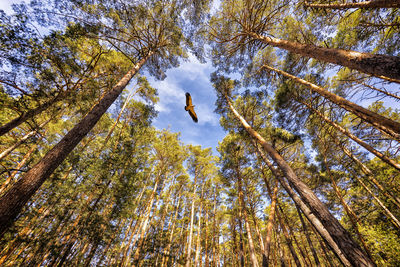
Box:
<box><xmin>185</xmin><ymin>92</ymin><xmax>192</xmax><ymax>107</ymax></box>
<box><xmin>185</xmin><ymin>92</ymin><xmax>198</xmax><ymax>123</ymax></box>
<box><xmin>188</xmin><ymin>107</ymin><xmax>198</xmax><ymax>123</ymax></box>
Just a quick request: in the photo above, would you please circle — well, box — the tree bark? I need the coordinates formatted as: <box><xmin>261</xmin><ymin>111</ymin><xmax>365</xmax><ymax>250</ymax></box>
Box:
<box><xmin>275</xmin><ymin>207</ymin><xmax>302</xmax><ymax>267</ymax></box>
<box><xmin>294</xmin><ymin>203</ymin><xmax>321</xmax><ymax>267</ymax></box>
<box><xmin>259</xmin><ymin>171</ymin><xmax>278</xmax><ymax>267</ymax></box>
<box><xmin>185</xmin><ymin>175</ymin><xmax>198</xmax><ymax>267</ymax></box>
<box><xmin>237</xmin><ymin>172</ymin><xmax>259</xmax><ymax>267</ymax></box>
<box><xmin>0</xmin><ymin>53</ymin><xmax>152</xmax><ymax>238</ymax></box>
<box><xmin>132</xmin><ymin>172</ymin><xmax>161</xmax><ymax>264</ymax></box>
<box><xmin>224</xmin><ymin>94</ymin><xmax>375</xmax><ymax>266</ymax></box>
<box><xmin>262</xmin><ymin>64</ymin><xmax>400</xmax><ymax>140</ymax></box>
<box><xmin>161</xmin><ymin>196</ymin><xmax>181</xmax><ymax>267</ymax></box>
<box><xmin>304</xmin><ymin>0</ymin><xmax>400</xmax><ymax>9</ymax></box>
<box><xmin>250</xmin><ymin>33</ymin><xmax>400</xmax><ymax>83</ymax></box>
<box><xmin>194</xmin><ymin>183</ymin><xmax>205</xmax><ymax>267</ymax></box>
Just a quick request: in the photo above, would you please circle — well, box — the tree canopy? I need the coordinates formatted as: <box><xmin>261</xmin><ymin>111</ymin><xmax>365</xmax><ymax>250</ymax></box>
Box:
<box><xmin>0</xmin><ymin>0</ymin><xmax>399</xmax><ymax>266</ymax></box>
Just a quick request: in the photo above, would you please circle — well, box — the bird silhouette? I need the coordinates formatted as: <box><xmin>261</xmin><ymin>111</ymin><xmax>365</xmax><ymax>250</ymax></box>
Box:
<box><xmin>185</xmin><ymin>92</ymin><xmax>198</xmax><ymax>123</ymax></box>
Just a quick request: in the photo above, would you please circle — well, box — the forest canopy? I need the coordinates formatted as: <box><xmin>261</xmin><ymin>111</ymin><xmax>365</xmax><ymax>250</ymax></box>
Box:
<box><xmin>0</xmin><ymin>0</ymin><xmax>399</xmax><ymax>266</ymax></box>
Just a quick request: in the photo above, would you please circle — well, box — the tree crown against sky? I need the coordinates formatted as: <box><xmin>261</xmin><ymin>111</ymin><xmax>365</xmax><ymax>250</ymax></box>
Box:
<box><xmin>0</xmin><ymin>0</ymin><xmax>399</xmax><ymax>266</ymax></box>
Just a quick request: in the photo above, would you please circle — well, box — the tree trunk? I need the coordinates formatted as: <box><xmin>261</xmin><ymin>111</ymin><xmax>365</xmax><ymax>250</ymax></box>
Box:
<box><xmin>321</xmin><ymin>151</ymin><xmax>373</xmax><ymax>259</ymax></box>
<box><xmin>337</xmin><ymin>140</ymin><xmax>400</xmax><ymax>208</ymax></box>
<box><xmin>300</xmin><ymin>99</ymin><xmax>400</xmax><ymax>171</ymax></box>
<box><xmin>237</xmin><ymin>172</ymin><xmax>259</xmax><ymax>267</ymax></box>
<box><xmin>304</xmin><ymin>0</ymin><xmax>400</xmax><ymax>9</ymax></box>
<box><xmin>0</xmin><ymin>53</ymin><xmax>152</xmax><ymax>238</ymax></box>
<box><xmin>194</xmin><ymin>183</ymin><xmax>205</xmax><ymax>267</ymax></box>
<box><xmin>275</xmin><ymin>207</ymin><xmax>302</xmax><ymax>267</ymax></box>
<box><xmin>349</xmin><ymin>168</ymin><xmax>400</xmax><ymax>229</ymax></box>
<box><xmin>0</xmin><ymin>135</ymin><xmax>43</xmax><ymax>195</ymax></box>
<box><xmin>295</xmin><ymin>203</ymin><xmax>321</xmax><ymax>267</ymax></box>
<box><xmin>224</xmin><ymin>94</ymin><xmax>374</xmax><ymax>267</ymax></box>
<box><xmin>0</xmin><ymin>119</ymin><xmax>50</xmax><ymax>161</ymax></box>
<box><xmin>0</xmin><ymin>52</ymin><xmax>103</xmax><ymax>137</ymax></box>
<box><xmin>161</xmin><ymin>196</ymin><xmax>181</xmax><ymax>267</ymax></box>
<box><xmin>262</xmin><ymin>64</ymin><xmax>400</xmax><ymax>140</ymax></box>
<box><xmin>262</xmin><ymin>180</ymin><xmax>278</xmax><ymax>267</ymax></box>
<box><xmin>250</xmin><ymin>33</ymin><xmax>400</xmax><ymax>83</ymax></box>
<box><xmin>185</xmin><ymin>182</ymin><xmax>197</xmax><ymax>267</ymax></box>
<box><xmin>256</xmin><ymin>144</ymin><xmax>352</xmax><ymax>266</ymax></box>
<box><xmin>132</xmin><ymin>172</ymin><xmax>161</xmax><ymax>264</ymax></box>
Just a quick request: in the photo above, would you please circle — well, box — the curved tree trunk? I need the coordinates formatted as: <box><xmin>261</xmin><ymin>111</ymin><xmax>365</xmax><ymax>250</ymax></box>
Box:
<box><xmin>0</xmin><ymin>53</ymin><xmax>152</xmax><ymax>238</ymax></box>
<box><xmin>262</xmin><ymin>64</ymin><xmax>400</xmax><ymax>140</ymax></box>
<box><xmin>224</xmin><ymin>94</ymin><xmax>375</xmax><ymax>267</ymax></box>
<box><xmin>304</xmin><ymin>0</ymin><xmax>400</xmax><ymax>9</ymax></box>
<box><xmin>250</xmin><ymin>34</ymin><xmax>400</xmax><ymax>83</ymax></box>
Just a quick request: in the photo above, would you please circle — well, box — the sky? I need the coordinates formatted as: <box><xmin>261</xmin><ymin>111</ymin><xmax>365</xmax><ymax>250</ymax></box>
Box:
<box><xmin>148</xmin><ymin>55</ymin><xmax>226</xmax><ymax>153</ymax></box>
<box><xmin>0</xmin><ymin>0</ymin><xmax>227</xmax><ymax>155</ymax></box>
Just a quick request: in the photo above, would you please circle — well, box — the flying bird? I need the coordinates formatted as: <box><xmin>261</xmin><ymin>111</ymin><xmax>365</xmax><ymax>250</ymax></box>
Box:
<box><xmin>185</xmin><ymin>92</ymin><xmax>198</xmax><ymax>123</ymax></box>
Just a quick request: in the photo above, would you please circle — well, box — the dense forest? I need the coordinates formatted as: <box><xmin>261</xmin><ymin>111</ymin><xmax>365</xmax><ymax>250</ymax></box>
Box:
<box><xmin>0</xmin><ymin>0</ymin><xmax>399</xmax><ymax>266</ymax></box>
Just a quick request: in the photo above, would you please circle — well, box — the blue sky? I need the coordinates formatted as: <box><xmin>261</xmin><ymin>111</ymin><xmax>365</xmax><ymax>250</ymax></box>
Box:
<box><xmin>148</xmin><ymin>54</ymin><xmax>225</xmax><ymax>153</ymax></box>
<box><xmin>1</xmin><ymin>0</ymin><xmax>226</xmax><ymax>154</ymax></box>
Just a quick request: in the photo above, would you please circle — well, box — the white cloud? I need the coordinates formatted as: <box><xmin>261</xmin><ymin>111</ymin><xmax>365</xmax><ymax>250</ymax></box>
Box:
<box><xmin>0</xmin><ymin>0</ymin><xmax>27</xmax><ymax>14</ymax></box>
<box><xmin>196</xmin><ymin>103</ymin><xmax>219</xmax><ymax>126</ymax></box>
<box><xmin>177</xmin><ymin>54</ymin><xmax>211</xmax><ymax>82</ymax></box>
<box><xmin>150</xmin><ymin>77</ymin><xmax>185</xmax><ymax>113</ymax></box>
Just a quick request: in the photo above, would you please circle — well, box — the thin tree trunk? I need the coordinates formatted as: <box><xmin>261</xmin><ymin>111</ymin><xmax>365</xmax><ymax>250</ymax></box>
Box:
<box><xmin>0</xmin><ymin>53</ymin><xmax>152</xmax><ymax>238</ymax></box>
<box><xmin>0</xmin><ymin>135</ymin><xmax>43</xmax><ymax>195</ymax></box>
<box><xmin>250</xmin><ymin>33</ymin><xmax>400</xmax><ymax>83</ymax></box>
<box><xmin>349</xmin><ymin>168</ymin><xmax>400</xmax><ymax>229</ymax></box>
<box><xmin>300</xmin><ymin>99</ymin><xmax>400</xmax><ymax>171</ymax></box>
<box><xmin>237</xmin><ymin>173</ymin><xmax>259</xmax><ymax>267</ymax></box>
<box><xmin>224</xmin><ymin>94</ymin><xmax>374</xmax><ymax>266</ymax></box>
<box><xmin>238</xmin><ymin>214</ymin><xmax>246</xmax><ymax>267</ymax></box>
<box><xmin>185</xmin><ymin>182</ymin><xmax>198</xmax><ymax>267</ymax></box>
<box><xmin>357</xmin><ymin>81</ymin><xmax>400</xmax><ymax>102</ymax></box>
<box><xmin>304</xmin><ymin>0</ymin><xmax>400</xmax><ymax>9</ymax></box>
<box><xmin>161</xmin><ymin>196</ymin><xmax>181</xmax><ymax>267</ymax></box>
<box><xmin>262</xmin><ymin>180</ymin><xmax>278</xmax><ymax>267</ymax></box>
<box><xmin>262</xmin><ymin>64</ymin><xmax>400</xmax><ymax>140</ymax></box>
<box><xmin>321</xmin><ymin>149</ymin><xmax>373</xmax><ymax>259</ymax></box>
<box><xmin>336</xmin><ymin>140</ymin><xmax>400</xmax><ymax>208</ymax></box>
<box><xmin>275</xmin><ymin>207</ymin><xmax>302</xmax><ymax>267</ymax></box>
<box><xmin>294</xmin><ymin>203</ymin><xmax>321</xmax><ymax>267</ymax></box>
<box><xmin>0</xmin><ymin>52</ymin><xmax>103</xmax><ymax>137</ymax></box>
<box><xmin>211</xmin><ymin>189</ymin><xmax>218</xmax><ymax>267</ymax></box>
<box><xmin>132</xmin><ymin>172</ymin><xmax>161</xmax><ymax>264</ymax></box>
<box><xmin>194</xmin><ymin>183</ymin><xmax>205</xmax><ymax>267</ymax></box>
<box><xmin>254</xmin><ymin>143</ymin><xmax>352</xmax><ymax>266</ymax></box>
<box><xmin>119</xmin><ymin>188</ymin><xmax>146</xmax><ymax>266</ymax></box>
<box><xmin>0</xmin><ymin>119</ymin><xmax>50</xmax><ymax>161</ymax></box>
<box><xmin>281</xmin><ymin>206</ymin><xmax>313</xmax><ymax>266</ymax></box>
